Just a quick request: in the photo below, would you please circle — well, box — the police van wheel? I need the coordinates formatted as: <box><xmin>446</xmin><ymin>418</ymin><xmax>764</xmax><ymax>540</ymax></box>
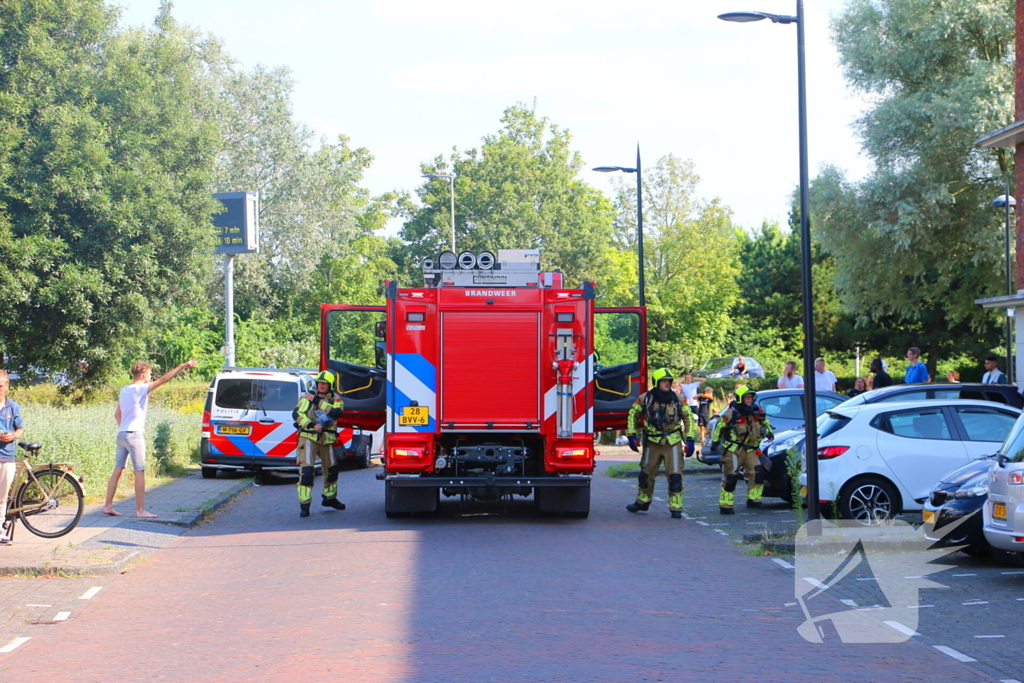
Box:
<box><xmin>201</xmin><ymin>467</ymin><xmax>217</xmax><ymax>479</ymax></box>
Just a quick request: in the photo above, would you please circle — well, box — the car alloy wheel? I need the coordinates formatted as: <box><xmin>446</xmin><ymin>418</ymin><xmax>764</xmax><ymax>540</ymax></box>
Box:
<box><xmin>844</xmin><ymin>480</ymin><xmax>896</xmax><ymax>525</ymax></box>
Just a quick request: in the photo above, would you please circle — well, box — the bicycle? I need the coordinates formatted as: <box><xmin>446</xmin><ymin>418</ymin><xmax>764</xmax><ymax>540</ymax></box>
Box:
<box><xmin>1</xmin><ymin>442</ymin><xmax>85</xmax><ymax>541</ymax></box>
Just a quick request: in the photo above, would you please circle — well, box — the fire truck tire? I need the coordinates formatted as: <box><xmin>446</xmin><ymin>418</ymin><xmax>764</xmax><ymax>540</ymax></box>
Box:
<box><xmin>535</xmin><ymin>484</ymin><xmax>590</xmax><ymax>519</ymax></box>
<box><xmin>385</xmin><ymin>481</ymin><xmax>439</xmax><ymax>517</ymax></box>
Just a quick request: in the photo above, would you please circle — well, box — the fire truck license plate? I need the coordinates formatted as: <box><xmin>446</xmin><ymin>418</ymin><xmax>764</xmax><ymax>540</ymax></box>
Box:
<box><xmin>217</xmin><ymin>425</ymin><xmax>251</xmax><ymax>436</ymax></box>
<box><xmin>994</xmin><ymin>502</ymin><xmax>1007</xmax><ymax>520</ymax></box>
<box><xmin>400</xmin><ymin>406</ymin><xmax>429</xmax><ymax>426</ymax></box>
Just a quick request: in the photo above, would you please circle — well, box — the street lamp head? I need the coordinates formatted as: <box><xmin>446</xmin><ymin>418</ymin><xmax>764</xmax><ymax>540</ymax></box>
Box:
<box><xmin>592</xmin><ymin>166</ymin><xmax>637</xmax><ymax>174</ymax></box>
<box><xmin>992</xmin><ymin>194</ymin><xmax>1017</xmax><ymax>208</ymax></box>
<box><xmin>718</xmin><ymin>10</ymin><xmax>796</xmax><ymax>24</ymax></box>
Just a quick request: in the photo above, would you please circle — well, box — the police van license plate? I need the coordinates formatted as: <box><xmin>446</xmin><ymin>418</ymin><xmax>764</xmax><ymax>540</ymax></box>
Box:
<box><xmin>994</xmin><ymin>502</ymin><xmax>1007</xmax><ymax>520</ymax></box>
<box><xmin>922</xmin><ymin>509</ymin><xmax>936</xmax><ymax>524</ymax></box>
<box><xmin>400</xmin><ymin>406</ymin><xmax>428</xmax><ymax>426</ymax></box>
<box><xmin>217</xmin><ymin>425</ymin><xmax>251</xmax><ymax>436</ymax></box>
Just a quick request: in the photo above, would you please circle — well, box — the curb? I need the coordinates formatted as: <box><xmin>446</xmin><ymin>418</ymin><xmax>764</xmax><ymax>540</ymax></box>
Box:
<box><xmin>0</xmin><ymin>479</ymin><xmax>254</xmax><ymax>577</ymax></box>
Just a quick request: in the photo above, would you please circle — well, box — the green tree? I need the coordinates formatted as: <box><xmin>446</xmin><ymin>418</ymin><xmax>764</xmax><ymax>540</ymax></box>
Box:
<box><xmin>611</xmin><ymin>155</ymin><xmax>739</xmax><ymax>371</ymax></box>
<box><xmin>0</xmin><ymin>1</ymin><xmax>221</xmax><ymax>383</ymax></box>
<box><xmin>402</xmin><ymin>103</ymin><xmax>615</xmax><ymax>288</ymax></box>
<box><xmin>815</xmin><ymin>0</ymin><xmax>1014</xmax><ymax>374</ymax></box>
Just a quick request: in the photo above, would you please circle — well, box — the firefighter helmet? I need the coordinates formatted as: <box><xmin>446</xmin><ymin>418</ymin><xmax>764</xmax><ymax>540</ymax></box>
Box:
<box><xmin>652</xmin><ymin>367</ymin><xmax>674</xmax><ymax>386</ymax></box>
<box><xmin>735</xmin><ymin>385</ymin><xmax>756</xmax><ymax>401</ymax></box>
<box><xmin>315</xmin><ymin>370</ymin><xmax>336</xmax><ymax>386</ymax></box>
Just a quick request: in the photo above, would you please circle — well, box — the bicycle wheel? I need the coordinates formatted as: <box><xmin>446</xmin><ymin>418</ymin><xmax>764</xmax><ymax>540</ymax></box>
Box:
<box><xmin>16</xmin><ymin>469</ymin><xmax>85</xmax><ymax>538</ymax></box>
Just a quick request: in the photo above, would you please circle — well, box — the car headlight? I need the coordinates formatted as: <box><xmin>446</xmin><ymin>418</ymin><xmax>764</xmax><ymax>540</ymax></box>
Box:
<box><xmin>954</xmin><ymin>485</ymin><xmax>989</xmax><ymax>499</ymax></box>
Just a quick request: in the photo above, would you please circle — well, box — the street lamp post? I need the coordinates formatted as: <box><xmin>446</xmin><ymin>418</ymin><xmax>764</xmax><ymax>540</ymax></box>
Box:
<box><xmin>720</xmin><ymin>0</ymin><xmax>819</xmax><ymax>522</ymax></box>
<box><xmin>593</xmin><ymin>145</ymin><xmax>646</xmax><ymax>307</ymax></box>
<box><xmin>993</xmin><ymin>186</ymin><xmax>1017</xmax><ymax>383</ymax></box>
<box><xmin>422</xmin><ymin>173</ymin><xmax>456</xmax><ymax>252</ymax></box>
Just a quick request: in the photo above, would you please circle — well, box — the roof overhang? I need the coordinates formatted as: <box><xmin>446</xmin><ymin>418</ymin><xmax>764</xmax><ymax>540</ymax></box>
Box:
<box><xmin>976</xmin><ymin>120</ymin><xmax>1024</xmax><ymax>148</ymax></box>
<box><xmin>975</xmin><ymin>292</ymin><xmax>1024</xmax><ymax>308</ymax></box>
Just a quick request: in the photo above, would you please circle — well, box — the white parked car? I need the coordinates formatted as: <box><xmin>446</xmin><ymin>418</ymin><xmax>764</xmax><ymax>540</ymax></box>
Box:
<box><xmin>800</xmin><ymin>399</ymin><xmax>1020</xmax><ymax>524</ymax></box>
<box><xmin>983</xmin><ymin>414</ymin><xmax>1024</xmax><ymax>557</ymax></box>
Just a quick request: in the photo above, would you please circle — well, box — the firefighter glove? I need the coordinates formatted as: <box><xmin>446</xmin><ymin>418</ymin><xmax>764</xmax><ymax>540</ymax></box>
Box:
<box><xmin>627</xmin><ymin>435</ymin><xmax>639</xmax><ymax>452</ymax></box>
<box><xmin>685</xmin><ymin>438</ymin><xmax>695</xmax><ymax>457</ymax></box>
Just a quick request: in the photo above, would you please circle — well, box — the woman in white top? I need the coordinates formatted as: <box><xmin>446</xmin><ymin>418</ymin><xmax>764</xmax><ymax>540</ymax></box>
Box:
<box><xmin>777</xmin><ymin>361</ymin><xmax>804</xmax><ymax>389</ymax></box>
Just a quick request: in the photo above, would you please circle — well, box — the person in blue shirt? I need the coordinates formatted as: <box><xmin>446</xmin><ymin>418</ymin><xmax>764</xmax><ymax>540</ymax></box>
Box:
<box><xmin>0</xmin><ymin>370</ymin><xmax>24</xmax><ymax>546</ymax></box>
<box><xmin>904</xmin><ymin>347</ymin><xmax>930</xmax><ymax>384</ymax></box>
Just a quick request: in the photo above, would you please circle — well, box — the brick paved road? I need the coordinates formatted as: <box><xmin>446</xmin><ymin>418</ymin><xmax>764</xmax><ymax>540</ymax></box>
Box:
<box><xmin>0</xmin><ymin>461</ymin><xmax>1013</xmax><ymax>682</ymax></box>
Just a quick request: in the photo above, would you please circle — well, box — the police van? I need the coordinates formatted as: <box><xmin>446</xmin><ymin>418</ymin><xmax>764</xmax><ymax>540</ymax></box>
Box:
<box><xmin>200</xmin><ymin>367</ymin><xmax>376</xmax><ymax>478</ymax></box>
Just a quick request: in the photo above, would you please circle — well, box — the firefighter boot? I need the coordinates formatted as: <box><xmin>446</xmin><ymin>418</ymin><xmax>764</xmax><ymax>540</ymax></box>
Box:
<box><xmin>322</xmin><ymin>497</ymin><xmax>346</xmax><ymax>510</ymax></box>
<box><xmin>299</xmin><ymin>503</ymin><xmax>311</xmax><ymax>518</ymax></box>
<box><xmin>626</xmin><ymin>501</ymin><xmax>651</xmax><ymax>513</ymax></box>
<box><xmin>746</xmin><ymin>499</ymin><xmax>762</xmax><ymax>509</ymax></box>
<box><xmin>671</xmin><ymin>510</ymin><xmax>683</xmax><ymax>519</ymax></box>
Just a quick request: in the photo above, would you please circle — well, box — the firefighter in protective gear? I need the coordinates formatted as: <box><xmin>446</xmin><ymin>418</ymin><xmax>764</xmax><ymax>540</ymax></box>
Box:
<box><xmin>293</xmin><ymin>370</ymin><xmax>347</xmax><ymax>517</ymax></box>
<box><xmin>625</xmin><ymin>368</ymin><xmax>696</xmax><ymax>519</ymax></box>
<box><xmin>712</xmin><ymin>385</ymin><xmax>773</xmax><ymax>515</ymax></box>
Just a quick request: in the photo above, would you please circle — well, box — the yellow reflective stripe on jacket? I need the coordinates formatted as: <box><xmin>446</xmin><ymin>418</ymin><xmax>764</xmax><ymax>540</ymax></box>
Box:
<box><xmin>628</xmin><ymin>392</ymin><xmax>693</xmax><ymax>442</ymax></box>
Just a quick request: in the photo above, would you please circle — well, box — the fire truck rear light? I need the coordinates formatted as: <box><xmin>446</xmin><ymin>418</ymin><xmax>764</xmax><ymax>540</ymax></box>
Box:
<box><xmin>391</xmin><ymin>448</ymin><xmax>424</xmax><ymax>458</ymax></box>
<box><xmin>817</xmin><ymin>446</ymin><xmax>849</xmax><ymax>459</ymax></box>
<box><xmin>556</xmin><ymin>447</ymin><xmax>590</xmax><ymax>458</ymax></box>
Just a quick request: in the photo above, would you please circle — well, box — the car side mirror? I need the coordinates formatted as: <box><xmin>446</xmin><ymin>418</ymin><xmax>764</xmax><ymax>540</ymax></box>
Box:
<box><xmin>998</xmin><ymin>453</ymin><xmax>1008</xmax><ymax>468</ymax></box>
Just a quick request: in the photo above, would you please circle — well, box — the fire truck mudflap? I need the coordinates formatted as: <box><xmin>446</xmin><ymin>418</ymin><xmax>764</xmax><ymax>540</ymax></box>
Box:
<box><xmin>323</xmin><ymin>249</ymin><xmax>646</xmax><ymax>518</ymax></box>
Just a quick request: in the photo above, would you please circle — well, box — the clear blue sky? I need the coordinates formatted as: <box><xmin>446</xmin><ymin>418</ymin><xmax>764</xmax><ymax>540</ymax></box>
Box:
<box><xmin>117</xmin><ymin>0</ymin><xmax>871</xmax><ymax>233</ymax></box>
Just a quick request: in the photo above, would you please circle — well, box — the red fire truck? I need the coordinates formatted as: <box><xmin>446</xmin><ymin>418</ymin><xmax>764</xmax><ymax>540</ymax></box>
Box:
<box><xmin>320</xmin><ymin>249</ymin><xmax>646</xmax><ymax>517</ymax></box>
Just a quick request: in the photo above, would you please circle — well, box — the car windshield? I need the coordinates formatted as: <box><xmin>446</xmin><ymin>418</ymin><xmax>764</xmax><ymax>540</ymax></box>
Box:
<box><xmin>1001</xmin><ymin>413</ymin><xmax>1024</xmax><ymax>462</ymax></box>
<box><xmin>703</xmin><ymin>358</ymin><xmax>734</xmax><ymax>369</ymax></box>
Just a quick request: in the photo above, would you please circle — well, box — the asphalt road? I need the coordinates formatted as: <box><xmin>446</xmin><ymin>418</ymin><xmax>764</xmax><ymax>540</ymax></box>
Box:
<box><xmin>0</xmin><ymin>460</ymin><xmax>1020</xmax><ymax>682</ymax></box>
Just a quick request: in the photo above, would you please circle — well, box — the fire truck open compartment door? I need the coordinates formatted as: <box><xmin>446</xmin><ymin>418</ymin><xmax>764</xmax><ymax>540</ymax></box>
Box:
<box><xmin>593</xmin><ymin>307</ymin><xmax>647</xmax><ymax>431</ymax></box>
<box><xmin>321</xmin><ymin>305</ymin><xmax>387</xmax><ymax>430</ymax></box>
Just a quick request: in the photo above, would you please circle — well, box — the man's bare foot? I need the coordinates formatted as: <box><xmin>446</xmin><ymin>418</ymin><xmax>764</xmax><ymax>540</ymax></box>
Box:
<box><xmin>101</xmin><ymin>508</ymin><xmax>123</xmax><ymax>517</ymax></box>
<box><xmin>136</xmin><ymin>511</ymin><xmax>158</xmax><ymax>519</ymax></box>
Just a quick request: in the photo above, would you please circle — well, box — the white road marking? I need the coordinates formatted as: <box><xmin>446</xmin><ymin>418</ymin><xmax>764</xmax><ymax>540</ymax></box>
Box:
<box><xmin>714</xmin><ymin>529</ymin><xmax>729</xmax><ymax>536</ymax></box>
<box><xmin>961</xmin><ymin>601</ymin><xmax>989</xmax><ymax>606</ymax></box>
<box><xmin>696</xmin><ymin>521</ymin><xmax>710</xmax><ymax>526</ymax></box>
<box><xmin>25</xmin><ymin>604</ymin><xmax>50</xmax><ymax>607</ymax></box>
<box><xmin>933</xmin><ymin>646</ymin><xmax>976</xmax><ymax>663</ymax></box>
<box><xmin>974</xmin><ymin>635</ymin><xmax>1005</xmax><ymax>638</ymax></box>
<box><xmin>856</xmin><ymin>578</ymin><xmax>879</xmax><ymax>581</ymax></box>
<box><xmin>79</xmin><ymin>587</ymin><xmax>103</xmax><ymax>600</ymax></box>
<box><xmin>885</xmin><ymin>621</ymin><xmax>919</xmax><ymax>637</ymax></box>
<box><xmin>908</xmin><ymin>605</ymin><xmax>934</xmax><ymax>609</ymax></box>
<box><xmin>903</xmin><ymin>576</ymin><xmax>923</xmax><ymax>579</ymax></box>
<box><xmin>784</xmin><ymin>602</ymin><xmax>797</xmax><ymax>607</ymax></box>
<box><xmin>840</xmin><ymin>599</ymin><xmax>858</xmax><ymax>607</ymax></box>
<box><xmin>654</xmin><ymin>497</ymin><xmax>665</xmax><ymax>502</ymax></box>
<box><xmin>1000</xmin><ymin>679</ymin><xmax>1023</xmax><ymax>683</ymax></box>
<box><xmin>952</xmin><ymin>573</ymin><xmax>977</xmax><ymax>577</ymax></box>
<box><xmin>771</xmin><ymin>558</ymin><xmax>794</xmax><ymax>570</ymax></box>
<box><xmin>53</xmin><ymin>612</ymin><xmax>70</xmax><ymax>621</ymax></box>
<box><xmin>803</xmin><ymin>577</ymin><xmax>828</xmax><ymax>590</ymax></box>
<box><xmin>0</xmin><ymin>637</ymin><xmax>30</xmax><ymax>654</ymax></box>
<box><xmin>1001</xmin><ymin>571</ymin><xmax>1024</xmax><ymax>575</ymax></box>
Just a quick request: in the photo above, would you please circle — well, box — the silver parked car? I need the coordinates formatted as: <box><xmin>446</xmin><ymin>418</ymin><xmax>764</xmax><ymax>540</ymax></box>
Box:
<box><xmin>983</xmin><ymin>414</ymin><xmax>1024</xmax><ymax>557</ymax></box>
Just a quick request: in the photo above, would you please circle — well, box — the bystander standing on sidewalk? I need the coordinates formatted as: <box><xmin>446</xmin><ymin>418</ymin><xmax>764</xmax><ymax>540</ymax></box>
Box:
<box><xmin>777</xmin><ymin>361</ymin><xmax>804</xmax><ymax>389</ymax></box>
<box><xmin>904</xmin><ymin>347</ymin><xmax>930</xmax><ymax>384</ymax></box>
<box><xmin>102</xmin><ymin>359</ymin><xmax>197</xmax><ymax>519</ymax></box>
<box><xmin>678</xmin><ymin>373</ymin><xmax>702</xmax><ymax>415</ymax></box>
<box><xmin>981</xmin><ymin>356</ymin><xmax>1009</xmax><ymax>384</ymax></box>
<box><xmin>0</xmin><ymin>370</ymin><xmax>24</xmax><ymax>546</ymax></box>
<box><xmin>869</xmin><ymin>358</ymin><xmax>892</xmax><ymax>389</ymax></box>
<box><xmin>813</xmin><ymin>358</ymin><xmax>837</xmax><ymax>392</ymax></box>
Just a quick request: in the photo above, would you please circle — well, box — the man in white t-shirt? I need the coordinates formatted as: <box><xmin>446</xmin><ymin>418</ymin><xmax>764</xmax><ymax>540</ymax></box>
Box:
<box><xmin>678</xmin><ymin>374</ymin><xmax>702</xmax><ymax>409</ymax></box>
<box><xmin>101</xmin><ymin>359</ymin><xmax>197</xmax><ymax>518</ymax></box>
<box><xmin>813</xmin><ymin>357</ymin><xmax>837</xmax><ymax>393</ymax></box>
<box><xmin>777</xmin><ymin>361</ymin><xmax>804</xmax><ymax>389</ymax></box>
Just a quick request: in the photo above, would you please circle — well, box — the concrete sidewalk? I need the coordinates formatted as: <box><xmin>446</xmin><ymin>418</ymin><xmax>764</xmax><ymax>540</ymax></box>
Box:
<box><xmin>0</xmin><ymin>471</ymin><xmax>253</xmax><ymax>576</ymax></box>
